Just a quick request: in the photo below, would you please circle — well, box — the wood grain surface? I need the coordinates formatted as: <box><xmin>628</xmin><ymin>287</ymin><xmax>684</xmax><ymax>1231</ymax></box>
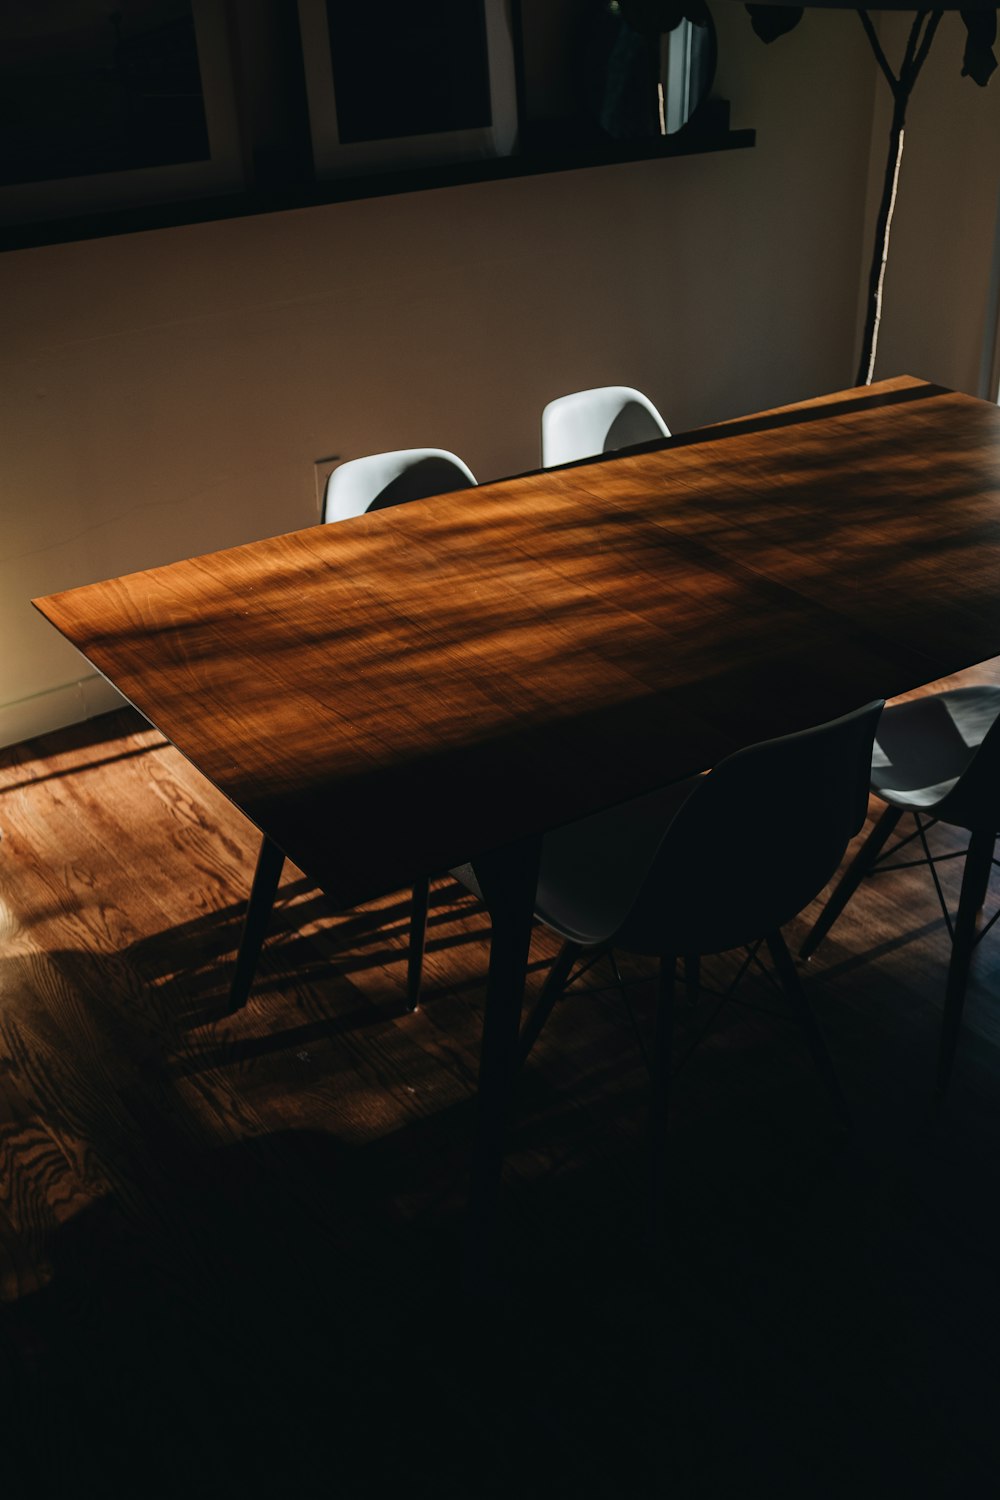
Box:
<box><xmin>34</xmin><ymin>376</ymin><xmax>1000</xmax><ymax>910</ymax></box>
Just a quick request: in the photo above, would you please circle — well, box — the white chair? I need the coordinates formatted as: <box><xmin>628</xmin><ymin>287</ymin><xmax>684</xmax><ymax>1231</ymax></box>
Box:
<box><xmin>231</xmin><ymin>446</ymin><xmax>478</xmax><ymax>1013</ymax></box>
<box><xmin>323</xmin><ymin>448</ymin><xmax>476</xmax><ymax>522</ymax></box>
<box><xmin>541</xmin><ymin>386</ymin><xmax>670</xmax><ymax>468</ymax></box>
<box><xmin>801</xmin><ymin>684</ymin><xmax>1000</xmax><ymax>1094</ymax></box>
<box><xmin>452</xmin><ymin>700</ymin><xmax>883</xmax><ymax>1228</ymax></box>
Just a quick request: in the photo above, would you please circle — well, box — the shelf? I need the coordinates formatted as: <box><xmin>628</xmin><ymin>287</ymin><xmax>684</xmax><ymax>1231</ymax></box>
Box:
<box><xmin>0</xmin><ymin>121</ymin><xmax>754</xmax><ymax>253</ymax></box>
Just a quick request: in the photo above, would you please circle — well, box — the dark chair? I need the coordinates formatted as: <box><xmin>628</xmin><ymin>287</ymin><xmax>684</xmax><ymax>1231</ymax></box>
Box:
<box><xmin>455</xmin><ymin>700</ymin><xmax>883</xmax><ymax>1228</ymax></box>
<box><xmin>230</xmin><ymin>447</ymin><xmax>478</xmax><ymax>1012</ymax></box>
<box><xmin>802</xmin><ymin>684</ymin><xmax>1000</xmax><ymax>1094</ymax></box>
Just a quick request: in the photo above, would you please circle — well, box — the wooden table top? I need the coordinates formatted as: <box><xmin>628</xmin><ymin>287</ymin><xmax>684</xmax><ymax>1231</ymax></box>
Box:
<box><xmin>34</xmin><ymin>376</ymin><xmax>1000</xmax><ymax>909</ymax></box>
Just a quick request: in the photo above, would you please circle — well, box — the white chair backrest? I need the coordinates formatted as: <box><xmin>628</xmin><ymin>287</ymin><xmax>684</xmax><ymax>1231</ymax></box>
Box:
<box><xmin>323</xmin><ymin>448</ymin><xmax>477</xmax><ymax>523</ymax></box>
<box><xmin>898</xmin><ymin>694</ymin><xmax>1000</xmax><ymax>833</ymax></box>
<box><xmin>617</xmin><ymin>701</ymin><xmax>885</xmax><ymax>957</ymax></box>
<box><xmin>541</xmin><ymin>386</ymin><xmax>670</xmax><ymax>468</ymax></box>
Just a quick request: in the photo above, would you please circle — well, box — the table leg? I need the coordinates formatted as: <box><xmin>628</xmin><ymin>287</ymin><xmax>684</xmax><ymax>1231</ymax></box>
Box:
<box><xmin>465</xmin><ymin>832</ymin><xmax>541</xmax><ymax>1292</ymax></box>
<box><xmin>230</xmin><ymin>835</ymin><xmax>285</xmax><ymax>1009</ymax></box>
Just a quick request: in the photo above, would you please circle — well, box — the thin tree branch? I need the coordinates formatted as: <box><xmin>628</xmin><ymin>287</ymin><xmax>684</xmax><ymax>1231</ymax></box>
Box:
<box><xmin>857</xmin><ymin>9</ymin><xmax>899</xmax><ymax>95</ymax></box>
<box><xmin>859</xmin><ymin>120</ymin><xmax>906</xmax><ymax>384</ymax></box>
<box><xmin>899</xmin><ymin>8</ymin><xmax>928</xmax><ymax>87</ymax></box>
<box><xmin>854</xmin><ymin>8</ymin><xmax>945</xmax><ymax>384</ymax></box>
<box><xmin>911</xmin><ymin>9</ymin><xmax>944</xmax><ymax>82</ymax></box>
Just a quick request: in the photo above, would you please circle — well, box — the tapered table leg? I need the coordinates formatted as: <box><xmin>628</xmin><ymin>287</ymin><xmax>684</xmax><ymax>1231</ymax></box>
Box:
<box><xmin>405</xmin><ymin>876</ymin><xmax>430</xmax><ymax>1012</ymax></box>
<box><xmin>230</xmin><ymin>835</ymin><xmax>285</xmax><ymax>1009</ymax></box>
<box><xmin>464</xmin><ymin>833</ymin><xmax>541</xmax><ymax>1293</ymax></box>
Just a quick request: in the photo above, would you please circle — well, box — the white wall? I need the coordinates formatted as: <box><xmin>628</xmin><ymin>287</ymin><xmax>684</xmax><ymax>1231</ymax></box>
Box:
<box><xmin>0</xmin><ymin>10</ymin><xmax>877</xmax><ymax>747</ymax></box>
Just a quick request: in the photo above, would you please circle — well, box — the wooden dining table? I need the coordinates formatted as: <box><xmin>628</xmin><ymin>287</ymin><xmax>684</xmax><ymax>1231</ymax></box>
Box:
<box><xmin>33</xmin><ymin>374</ymin><xmax>1000</xmax><ymax>1277</ymax></box>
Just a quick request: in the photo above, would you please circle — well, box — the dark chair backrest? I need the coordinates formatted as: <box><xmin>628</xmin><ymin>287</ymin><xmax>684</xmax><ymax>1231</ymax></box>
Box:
<box><xmin>616</xmin><ymin>701</ymin><xmax>885</xmax><ymax>957</ymax></box>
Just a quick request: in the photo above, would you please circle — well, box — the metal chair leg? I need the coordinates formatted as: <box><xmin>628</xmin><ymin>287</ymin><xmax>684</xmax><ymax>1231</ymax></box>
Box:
<box><xmin>801</xmin><ymin>803</ymin><xmax>903</xmax><ymax>959</ymax></box>
<box><xmin>405</xmin><ymin>877</ymin><xmax>430</xmax><ymax>1012</ymax></box>
<box><xmin>517</xmin><ymin>939</ymin><xmax>581</xmax><ymax>1063</ymax></box>
<box><xmin>937</xmin><ymin>828</ymin><xmax>996</xmax><ymax>1096</ymax></box>
<box><xmin>230</xmin><ymin>835</ymin><xmax>285</xmax><ymax>1008</ymax></box>
<box><xmin>767</xmin><ymin>929</ymin><xmax>851</xmax><ymax>1130</ymax></box>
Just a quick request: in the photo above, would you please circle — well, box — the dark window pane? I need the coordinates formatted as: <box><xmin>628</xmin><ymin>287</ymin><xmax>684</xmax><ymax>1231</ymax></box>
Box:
<box><xmin>326</xmin><ymin>1</ymin><xmax>492</xmax><ymax>144</ymax></box>
<box><xmin>0</xmin><ymin>0</ymin><xmax>209</xmax><ymax>187</ymax></box>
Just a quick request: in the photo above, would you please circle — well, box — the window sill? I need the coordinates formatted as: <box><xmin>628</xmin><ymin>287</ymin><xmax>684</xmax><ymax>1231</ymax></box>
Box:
<box><xmin>0</xmin><ymin>121</ymin><xmax>754</xmax><ymax>254</ymax></box>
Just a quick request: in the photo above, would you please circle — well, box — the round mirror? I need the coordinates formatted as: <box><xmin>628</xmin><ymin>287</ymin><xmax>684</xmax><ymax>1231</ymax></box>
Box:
<box><xmin>586</xmin><ymin>1</ymin><xmax>718</xmax><ymax>141</ymax></box>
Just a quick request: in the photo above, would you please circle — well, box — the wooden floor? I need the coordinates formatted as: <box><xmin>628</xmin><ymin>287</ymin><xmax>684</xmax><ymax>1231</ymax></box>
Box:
<box><xmin>2</xmin><ymin>687</ymin><xmax>1000</xmax><ymax>1497</ymax></box>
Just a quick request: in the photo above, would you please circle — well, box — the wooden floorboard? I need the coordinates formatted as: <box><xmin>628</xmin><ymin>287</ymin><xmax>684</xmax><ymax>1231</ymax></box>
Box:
<box><xmin>2</xmin><ymin>686</ymin><xmax>1000</xmax><ymax>1496</ymax></box>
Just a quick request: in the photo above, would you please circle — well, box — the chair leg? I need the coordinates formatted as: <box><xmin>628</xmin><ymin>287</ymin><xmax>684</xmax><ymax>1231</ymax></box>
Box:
<box><xmin>801</xmin><ymin>803</ymin><xmax>902</xmax><ymax>959</ymax></box>
<box><xmin>937</xmin><ymin>828</ymin><xmax>996</xmax><ymax>1097</ymax></box>
<box><xmin>649</xmin><ymin>956</ymin><xmax>676</xmax><ymax>1247</ymax></box>
<box><xmin>517</xmin><ymin>940</ymin><xmax>581</xmax><ymax>1064</ymax></box>
<box><xmin>405</xmin><ymin>877</ymin><xmax>430</xmax><ymax>1012</ymax></box>
<box><xmin>767</xmin><ymin>929</ymin><xmax>850</xmax><ymax>1130</ymax></box>
<box><xmin>230</xmin><ymin>835</ymin><xmax>285</xmax><ymax>1008</ymax></box>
